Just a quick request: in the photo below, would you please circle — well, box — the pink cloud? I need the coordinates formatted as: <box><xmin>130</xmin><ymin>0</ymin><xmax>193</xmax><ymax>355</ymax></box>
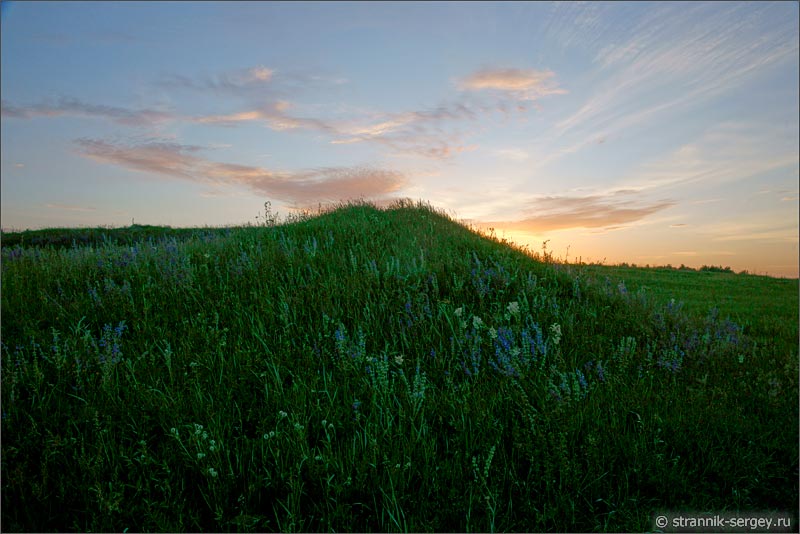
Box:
<box><xmin>459</xmin><ymin>67</ymin><xmax>567</xmax><ymax>100</ymax></box>
<box><xmin>483</xmin><ymin>191</ymin><xmax>674</xmax><ymax>232</ymax></box>
<box><xmin>74</xmin><ymin>138</ymin><xmax>407</xmax><ymax>204</ymax></box>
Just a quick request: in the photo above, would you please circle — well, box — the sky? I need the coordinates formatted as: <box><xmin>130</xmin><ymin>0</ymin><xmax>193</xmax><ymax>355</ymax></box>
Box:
<box><xmin>1</xmin><ymin>1</ymin><xmax>798</xmax><ymax>277</ymax></box>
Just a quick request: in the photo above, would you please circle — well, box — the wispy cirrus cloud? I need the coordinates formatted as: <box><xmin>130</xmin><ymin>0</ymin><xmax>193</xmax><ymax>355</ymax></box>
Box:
<box><xmin>540</xmin><ymin>2</ymin><xmax>798</xmax><ymax>165</ymax></box>
<box><xmin>185</xmin><ymin>63</ymin><xmax>565</xmax><ymax>159</ymax></box>
<box><xmin>194</xmin><ymin>100</ymin><xmax>340</xmax><ymax>135</ymax></box>
<box><xmin>159</xmin><ymin>64</ymin><xmax>347</xmax><ymax>101</ymax></box>
<box><xmin>483</xmin><ymin>190</ymin><xmax>674</xmax><ymax>233</ymax></box>
<box><xmin>4</xmin><ymin>61</ymin><xmax>565</xmax><ymax>162</ymax></box>
<box><xmin>74</xmin><ymin>138</ymin><xmax>407</xmax><ymax>204</ymax></box>
<box><xmin>1</xmin><ymin>97</ymin><xmax>174</xmax><ymax>127</ymax></box>
<box><xmin>158</xmin><ymin>65</ymin><xmax>274</xmax><ymax>94</ymax></box>
<box><xmin>459</xmin><ymin>67</ymin><xmax>567</xmax><ymax>101</ymax></box>
<box><xmin>623</xmin><ymin>122</ymin><xmax>799</xmax><ymax>193</ymax></box>
<box><xmin>194</xmin><ymin>99</ymin><xmax>477</xmax><ymax>159</ymax></box>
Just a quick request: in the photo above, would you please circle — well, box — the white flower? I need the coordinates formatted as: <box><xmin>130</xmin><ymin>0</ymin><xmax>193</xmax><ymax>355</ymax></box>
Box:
<box><xmin>473</xmin><ymin>316</ymin><xmax>483</xmax><ymax>329</ymax></box>
<box><xmin>488</xmin><ymin>327</ymin><xmax>498</xmax><ymax>340</ymax></box>
<box><xmin>507</xmin><ymin>302</ymin><xmax>520</xmax><ymax>316</ymax></box>
<box><xmin>279</xmin><ymin>410</ymin><xmax>288</xmax><ymax>419</ymax></box>
<box><xmin>170</xmin><ymin>427</ymin><xmax>179</xmax><ymax>437</ymax></box>
<box><xmin>549</xmin><ymin>323</ymin><xmax>562</xmax><ymax>346</ymax></box>
<box><xmin>394</xmin><ymin>355</ymin><xmax>404</xmax><ymax>365</ymax></box>
<box><xmin>207</xmin><ymin>467</ymin><xmax>218</xmax><ymax>478</ymax></box>
<box><xmin>197</xmin><ymin>452</ymin><xmax>206</xmax><ymax>460</ymax></box>
<box><xmin>454</xmin><ymin>307</ymin><xmax>463</xmax><ymax>318</ymax></box>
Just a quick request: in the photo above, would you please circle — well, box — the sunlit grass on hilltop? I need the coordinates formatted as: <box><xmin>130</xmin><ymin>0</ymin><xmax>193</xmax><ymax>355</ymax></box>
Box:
<box><xmin>1</xmin><ymin>199</ymin><xmax>797</xmax><ymax>532</ymax></box>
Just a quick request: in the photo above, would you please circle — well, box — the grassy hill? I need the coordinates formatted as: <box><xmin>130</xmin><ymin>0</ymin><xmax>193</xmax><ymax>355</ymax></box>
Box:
<box><xmin>1</xmin><ymin>199</ymin><xmax>797</xmax><ymax>532</ymax></box>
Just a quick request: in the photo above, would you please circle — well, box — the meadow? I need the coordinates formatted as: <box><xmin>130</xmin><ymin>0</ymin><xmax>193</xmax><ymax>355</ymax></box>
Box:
<box><xmin>1</xmin><ymin>199</ymin><xmax>797</xmax><ymax>532</ymax></box>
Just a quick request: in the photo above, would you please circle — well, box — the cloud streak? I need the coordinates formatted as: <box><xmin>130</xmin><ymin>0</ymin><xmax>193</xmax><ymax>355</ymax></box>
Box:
<box><xmin>538</xmin><ymin>2</ymin><xmax>798</xmax><ymax>167</ymax></box>
<box><xmin>158</xmin><ymin>65</ymin><xmax>275</xmax><ymax>94</ymax></box>
<box><xmin>188</xmin><ymin>64</ymin><xmax>565</xmax><ymax>159</ymax></box>
<box><xmin>4</xmin><ymin>61</ymin><xmax>566</xmax><ymax>162</ymax></box>
<box><xmin>483</xmin><ymin>191</ymin><xmax>674</xmax><ymax>233</ymax></box>
<box><xmin>459</xmin><ymin>67</ymin><xmax>567</xmax><ymax>100</ymax></box>
<box><xmin>194</xmin><ymin>99</ymin><xmax>479</xmax><ymax>159</ymax></box>
<box><xmin>74</xmin><ymin>138</ymin><xmax>407</xmax><ymax>204</ymax></box>
<box><xmin>1</xmin><ymin>97</ymin><xmax>174</xmax><ymax>127</ymax></box>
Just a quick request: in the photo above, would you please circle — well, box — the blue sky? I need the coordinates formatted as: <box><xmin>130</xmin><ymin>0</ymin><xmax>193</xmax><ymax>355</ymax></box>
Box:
<box><xmin>2</xmin><ymin>1</ymin><xmax>798</xmax><ymax>277</ymax></box>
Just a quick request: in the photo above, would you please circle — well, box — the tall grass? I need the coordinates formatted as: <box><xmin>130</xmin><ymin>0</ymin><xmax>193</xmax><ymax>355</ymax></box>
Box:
<box><xmin>1</xmin><ymin>199</ymin><xmax>797</xmax><ymax>532</ymax></box>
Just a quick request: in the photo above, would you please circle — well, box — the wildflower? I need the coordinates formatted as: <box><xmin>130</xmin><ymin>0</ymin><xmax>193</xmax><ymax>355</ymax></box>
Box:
<box><xmin>596</xmin><ymin>361</ymin><xmax>606</xmax><ymax>382</ymax></box>
<box><xmin>294</xmin><ymin>422</ymin><xmax>305</xmax><ymax>432</ymax></box>
<box><xmin>334</xmin><ymin>328</ymin><xmax>345</xmax><ymax>343</ymax></box>
<box><xmin>394</xmin><ymin>355</ymin><xmax>404</xmax><ymax>366</ymax></box>
<box><xmin>549</xmin><ymin>323</ymin><xmax>562</xmax><ymax>346</ymax></box>
<box><xmin>197</xmin><ymin>452</ymin><xmax>206</xmax><ymax>460</ymax></box>
<box><xmin>507</xmin><ymin>301</ymin><xmax>520</xmax><ymax>316</ymax></box>
<box><xmin>207</xmin><ymin>467</ymin><xmax>218</xmax><ymax>478</ymax></box>
<box><xmin>473</xmin><ymin>316</ymin><xmax>483</xmax><ymax>329</ymax></box>
<box><xmin>170</xmin><ymin>427</ymin><xmax>179</xmax><ymax>438</ymax></box>
<box><xmin>114</xmin><ymin>321</ymin><xmax>126</xmax><ymax>337</ymax></box>
<box><xmin>352</xmin><ymin>399</ymin><xmax>361</xmax><ymax>412</ymax></box>
<box><xmin>278</xmin><ymin>410</ymin><xmax>288</xmax><ymax>419</ymax></box>
<box><xmin>576</xmin><ymin>369</ymin><xmax>588</xmax><ymax>390</ymax></box>
<box><xmin>496</xmin><ymin>327</ymin><xmax>513</xmax><ymax>352</ymax></box>
<box><xmin>488</xmin><ymin>327</ymin><xmax>498</xmax><ymax>340</ymax></box>
<box><xmin>454</xmin><ymin>307</ymin><xmax>463</xmax><ymax>318</ymax></box>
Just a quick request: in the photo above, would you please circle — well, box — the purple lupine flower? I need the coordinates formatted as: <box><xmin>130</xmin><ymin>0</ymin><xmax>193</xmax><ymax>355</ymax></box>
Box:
<box><xmin>576</xmin><ymin>369</ymin><xmax>588</xmax><ymax>390</ymax></box>
<box><xmin>596</xmin><ymin>361</ymin><xmax>606</xmax><ymax>382</ymax></box>
<box><xmin>114</xmin><ymin>321</ymin><xmax>126</xmax><ymax>337</ymax></box>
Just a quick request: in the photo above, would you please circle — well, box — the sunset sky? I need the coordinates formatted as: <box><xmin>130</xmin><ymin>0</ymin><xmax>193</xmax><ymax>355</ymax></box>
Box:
<box><xmin>2</xmin><ymin>1</ymin><xmax>798</xmax><ymax>277</ymax></box>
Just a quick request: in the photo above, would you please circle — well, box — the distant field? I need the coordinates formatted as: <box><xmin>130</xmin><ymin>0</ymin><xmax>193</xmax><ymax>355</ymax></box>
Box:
<box><xmin>2</xmin><ymin>200</ymin><xmax>797</xmax><ymax>532</ymax></box>
<box><xmin>578</xmin><ymin>264</ymin><xmax>798</xmax><ymax>352</ymax></box>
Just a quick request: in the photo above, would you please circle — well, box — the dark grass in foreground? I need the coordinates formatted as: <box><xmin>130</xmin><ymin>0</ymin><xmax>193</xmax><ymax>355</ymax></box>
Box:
<box><xmin>1</xmin><ymin>200</ymin><xmax>797</xmax><ymax>532</ymax></box>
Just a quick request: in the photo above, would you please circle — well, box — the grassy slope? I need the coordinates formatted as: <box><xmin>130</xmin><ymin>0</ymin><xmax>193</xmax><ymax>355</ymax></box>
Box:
<box><xmin>1</xmin><ymin>200</ymin><xmax>797</xmax><ymax>532</ymax></box>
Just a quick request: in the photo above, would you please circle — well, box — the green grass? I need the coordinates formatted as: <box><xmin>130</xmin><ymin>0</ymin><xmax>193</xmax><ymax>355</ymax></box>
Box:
<box><xmin>2</xmin><ymin>199</ymin><xmax>797</xmax><ymax>532</ymax></box>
